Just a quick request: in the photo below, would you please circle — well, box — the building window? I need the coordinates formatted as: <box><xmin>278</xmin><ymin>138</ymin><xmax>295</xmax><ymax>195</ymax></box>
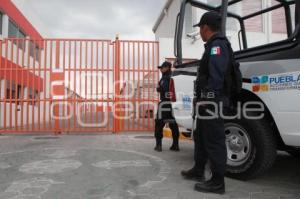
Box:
<box><xmin>5</xmin><ymin>81</ymin><xmax>22</xmax><ymax>104</ymax></box>
<box><xmin>0</xmin><ymin>12</ymin><xmax>3</xmax><ymax>35</ymax></box>
<box><xmin>28</xmin><ymin>89</ymin><xmax>39</xmax><ymax>106</ymax></box>
<box><xmin>29</xmin><ymin>41</ymin><xmax>40</xmax><ymax>60</ymax></box>
<box><xmin>18</xmin><ymin>30</ymin><xmax>26</xmax><ymax>50</ymax></box>
<box><xmin>272</xmin><ymin>1</ymin><xmax>286</xmax><ymax>34</ymax></box>
<box><xmin>6</xmin><ymin>87</ymin><xmax>17</xmax><ymax>100</ymax></box>
<box><xmin>8</xmin><ymin>20</ymin><xmax>18</xmax><ymax>37</ymax></box>
<box><xmin>243</xmin><ymin>0</ymin><xmax>263</xmax><ymax>32</ymax></box>
<box><xmin>8</xmin><ymin>20</ymin><xmax>26</xmax><ymax>50</ymax></box>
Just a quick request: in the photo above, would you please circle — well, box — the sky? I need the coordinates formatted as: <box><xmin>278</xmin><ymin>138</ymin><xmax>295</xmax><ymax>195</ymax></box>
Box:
<box><xmin>12</xmin><ymin>0</ymin><xmax>167</xmax><ymax>40</ymax></box>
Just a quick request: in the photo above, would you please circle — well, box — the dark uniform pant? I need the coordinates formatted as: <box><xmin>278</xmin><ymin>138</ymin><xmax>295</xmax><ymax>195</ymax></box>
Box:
<box><xmin>194</xmin><ymin>99</ymin><xmax>227</xmax><ymax>178</ymax></box>
<box><xmin>155</xmin><ymin>101</ymin><xmax>179</xmax><ymax>142</ymax></box>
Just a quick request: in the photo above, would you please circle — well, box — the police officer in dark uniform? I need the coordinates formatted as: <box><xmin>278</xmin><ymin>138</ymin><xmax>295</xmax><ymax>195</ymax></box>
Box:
<box><xmin>154</xmin><ymin>61</ymin><xmax>180</xmax><ymax>152</ymax></box>
<box><xmin>181</xmin><ymin>11</ymin><xmax>231</xmax><ymax>194</ymax></box>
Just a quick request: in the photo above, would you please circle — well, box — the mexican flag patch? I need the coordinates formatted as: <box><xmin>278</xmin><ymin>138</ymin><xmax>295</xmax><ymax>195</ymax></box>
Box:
<box><xmin>210</xmin><ymin>46</ymin><xmax>221</xmax><ymax>55</ymax></box>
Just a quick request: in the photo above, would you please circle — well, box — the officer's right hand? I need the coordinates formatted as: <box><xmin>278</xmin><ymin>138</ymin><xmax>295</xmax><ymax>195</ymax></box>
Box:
<box><xmin>193</xmin><ymin>97</ymin><xmax>197</xmax><ymax>107</ymax></box>
<box><xmin>156</xmin><ymin>81</ymin><xmax>161</xmax><ymax>92</ymax></box>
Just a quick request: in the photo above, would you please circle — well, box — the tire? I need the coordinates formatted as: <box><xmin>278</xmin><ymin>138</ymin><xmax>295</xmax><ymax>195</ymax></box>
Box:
<box><xmin>224</xmin><ymin>117</ymin><xmax>277</xmax><ymax>180</ymax></box>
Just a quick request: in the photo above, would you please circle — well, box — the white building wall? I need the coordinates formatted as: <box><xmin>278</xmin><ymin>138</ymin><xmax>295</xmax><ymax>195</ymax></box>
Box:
<box><xmin>159</xmin><ymin>37</ymin><xmax>204</xmax><ymax>63</ymax></box>
<box><xmin>1</xmin><ymin>15</ymin><xmax>9</xmax><ymax>39</ymax></box>
<box><xmin>0</xmin><ymin>85</ymin><xmax>51</xmax><ymax>129</ymax></box>
<box><xmin>155</xmin><ymin>0</ymin><xmax>182</xmax><ymax>41</ymax></box>
<box><xmin>0</xmin><ymin>79</ymin><xmax>5</xmax><ymax>127</ymax></box>
<box><xmin>0</xmin><ymin>13</ymin><xmax>51</xmax><ymax>130</ymax></box>
<box><xmin>155</xmin><ymin>0</ymin><xmax>208</xmax><ymax>62</ymax></box>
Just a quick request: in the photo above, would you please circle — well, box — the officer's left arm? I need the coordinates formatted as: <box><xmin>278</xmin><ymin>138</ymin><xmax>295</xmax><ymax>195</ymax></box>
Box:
<box><xmin>206</xmin><ymin>41</ymin><xmax>229</xmax><ymax>92</ymax></box>
<box><xmin>156</xmin><ymin>80</ymin><xmax>161</xmax><ymax>92</ymax></box>
<box><xmin>161</xmin><ymin>78</ymin><xmax>170</xmax><ymax>93</ymax></box>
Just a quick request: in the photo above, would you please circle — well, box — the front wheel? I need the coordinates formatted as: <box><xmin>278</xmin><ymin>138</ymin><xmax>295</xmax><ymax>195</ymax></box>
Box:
<box><xmin>225</xmin><ymin>117</ymin><xmax>277</xmax><ymax>180</ymax></box>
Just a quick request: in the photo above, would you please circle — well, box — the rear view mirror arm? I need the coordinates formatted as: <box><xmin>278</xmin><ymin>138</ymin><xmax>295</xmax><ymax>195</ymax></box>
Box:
<box><xmin>220</xmin><ymin>0</ymin><xmax>229</xmax><ymax>37</ymax></box>
<box><xmin>284</xmin><ymin>4</ymin><xmax>293</xmax><ymax>37</ymax></box>
<box><xmin>238</xmin><ymin>30</ymin><xmax>242</xmax><ymax>51</ymax></box>
<box><xmin>175</xmin><ymin>0</ymin><xmax>188</xmax><ymax>66</ymax></box>
<box><xmin>240</xmin><ymin>19</ymin><xmax>248</xmax><ymax>49</ymax></box>
<box><xmin>174</xmin><ymin>13</ymin><xmax>180</xmax><ymax>59</ymax></box>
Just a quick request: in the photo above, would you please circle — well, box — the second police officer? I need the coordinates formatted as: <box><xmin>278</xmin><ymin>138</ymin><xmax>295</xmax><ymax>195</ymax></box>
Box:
<box><xmin>154</xmin><ymin>61</ymin><xmax>180</xmax><ymax>152</ymax></box>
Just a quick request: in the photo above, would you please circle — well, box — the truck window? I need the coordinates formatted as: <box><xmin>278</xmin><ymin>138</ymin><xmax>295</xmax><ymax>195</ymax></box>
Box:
<box><xmin>181</xmin><ymin>5</ymin><xmax>207</xmax><ymax>59</ymax></box>
<box><xmin>226</xmin><ymin>17</ymin><xmax>242</xmax><ymax>51</ymax></box>
<box><xmin>181</xmin><ymin>0</ymin><xmax>228</xmax><ymax>59</ymax></box>
<box><xmin>174</xmin><ymin>0</ymin><xmax>296</xmax><ymax>65</ymax></box>
<box><xmin>227</xmin><ymin>0</ymin><xmax>295</xmax><ymax>51</ymax></box>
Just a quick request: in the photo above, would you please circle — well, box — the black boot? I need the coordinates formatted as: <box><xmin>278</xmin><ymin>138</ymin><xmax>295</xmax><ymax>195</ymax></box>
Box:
<box><xmin>181</xmin><ymin>167</ymin><xmax>205</xmax><ymax>182</ymax></box>
<box><xmin>154</xmin><ymin>139</ymin><xmax>162</xmax><ymax>152</ymax></box>
<box><xmin>170</xmin><ymin>144</ymin><xmax>180</xmax><ymax>151</ymax></box>
<box><xmin>170</xmin><ymin>140</ymin><xmax>180</xmax><ymax>151</ymax></box>
<box><xmin>194</xmin><ymin>175</ymin><xmax>225</xmax><ymax>194</ymax></box>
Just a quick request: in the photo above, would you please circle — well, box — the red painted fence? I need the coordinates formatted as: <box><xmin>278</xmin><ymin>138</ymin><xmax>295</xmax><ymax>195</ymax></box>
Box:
<box><xmin>0</xmin><ymin>38</ymin><xmax>160</xmax><ymax>133</ymax></box>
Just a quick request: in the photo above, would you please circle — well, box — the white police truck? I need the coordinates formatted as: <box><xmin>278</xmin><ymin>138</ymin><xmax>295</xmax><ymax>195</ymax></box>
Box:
<box><xmin>172</xmin><ymin>0</ymin><xmax>300</xmax><ymax>180</ymax></box>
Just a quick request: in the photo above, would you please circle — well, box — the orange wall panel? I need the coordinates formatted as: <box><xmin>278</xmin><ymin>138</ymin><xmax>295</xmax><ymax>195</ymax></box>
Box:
<box><xmin>0</xmin><ymin>57</ymin><xmax>44</xmax><ymax>91</ymax></box>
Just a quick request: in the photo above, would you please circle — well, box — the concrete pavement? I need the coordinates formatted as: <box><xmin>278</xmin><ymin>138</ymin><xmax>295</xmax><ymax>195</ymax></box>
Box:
<box><xmin>0</xmin><ymin>133</ymin><xmax>299</xmax><ymax>199</ymax></box>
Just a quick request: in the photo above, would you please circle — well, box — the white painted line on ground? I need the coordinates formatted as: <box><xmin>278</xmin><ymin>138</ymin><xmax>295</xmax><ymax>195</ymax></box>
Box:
<box><xmin>0</xmin><ymin>177</ymin><xmax>64</xmax><ymax>199</ymax></box>
<box><xmin>92</xmin><ymin>160</ymin><xmax>151</xmax><ymax>169</ymax></box>
<box><xmin>19</xmin><ymin>159</ymin><xmax>82</xmax><ymax>174</ymax></box>
<box><xmin>0</xmin><ymin>162</ymin><xmax>11</xmax><ymax>169</ymax></box>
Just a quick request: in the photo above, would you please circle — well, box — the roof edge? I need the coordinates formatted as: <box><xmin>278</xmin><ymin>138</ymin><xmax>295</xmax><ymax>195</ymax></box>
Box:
<box><xmin>0</xmin><ymin>0</ymin><xmax>43</xmax><ymax>40</ymax></box>
<box><xmin>152</xmin><ymin>0</ymin><xmax>174</xmax><ymax>33</ymax></box>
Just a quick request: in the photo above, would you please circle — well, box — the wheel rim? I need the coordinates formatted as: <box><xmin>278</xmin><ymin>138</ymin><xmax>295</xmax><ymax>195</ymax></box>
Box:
<box><xmin>225</xmin><ymin>123</ymin><xmax>252</xmax><ymax>167</ymax></box>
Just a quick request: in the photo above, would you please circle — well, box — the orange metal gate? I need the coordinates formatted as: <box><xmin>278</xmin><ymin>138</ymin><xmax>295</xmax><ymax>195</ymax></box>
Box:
<box><xmin>0</xmin><ymin>38</ymin><xmax>159</xmax><ymax>133</ymax></box>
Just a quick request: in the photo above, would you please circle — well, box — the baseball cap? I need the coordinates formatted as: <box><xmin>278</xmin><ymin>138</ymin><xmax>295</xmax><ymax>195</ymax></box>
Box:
<box><xmin>158</xmin><ymin>61</ymin><xmax>172</xmax><ymax>69</ymax></box>
<box><xmin>193</xmin><ymin>11</ymin><xmax>221</xmax><ymax>28</ymax></box>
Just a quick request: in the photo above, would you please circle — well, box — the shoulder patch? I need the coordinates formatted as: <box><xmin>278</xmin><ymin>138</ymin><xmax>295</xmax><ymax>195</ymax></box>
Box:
<box><xmin>210</xmin><ymin>46</ymin><xmax>221</xmax><ymax>56</ymax></box>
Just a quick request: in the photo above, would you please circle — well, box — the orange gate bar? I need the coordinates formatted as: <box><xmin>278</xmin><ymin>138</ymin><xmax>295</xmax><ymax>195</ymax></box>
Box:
<box><xmin>0</xmin><ymin>38</ymin><xmax>159</xmax><ymax>134</ymax></box>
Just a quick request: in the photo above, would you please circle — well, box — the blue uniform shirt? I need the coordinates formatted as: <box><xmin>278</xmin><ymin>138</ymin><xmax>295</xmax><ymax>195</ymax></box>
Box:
<box><xmin>157</xmin><ymin>71</ymin><xmax>171</xmax><ymax>101</ymax></box>
<box><xmin>204</xmin><ymin>33</ymin><xmax>230</xmax><ymax>92</ymax></box>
